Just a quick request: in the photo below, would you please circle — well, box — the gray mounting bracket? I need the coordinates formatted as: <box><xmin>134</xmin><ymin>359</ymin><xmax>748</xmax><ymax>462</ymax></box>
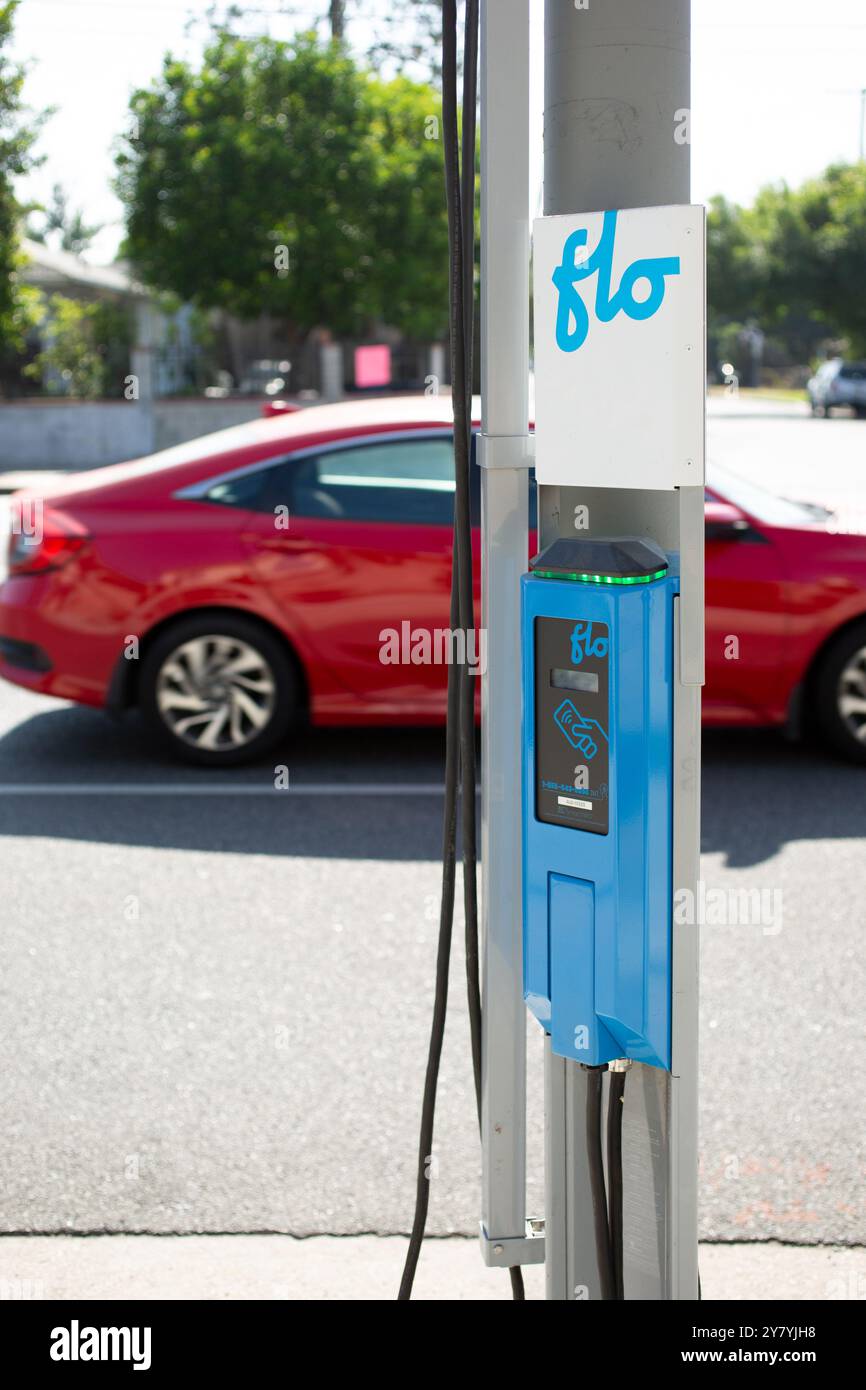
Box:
<box><xmin>479</xmin><ymin>1218</ymin><xmax>546</xmax><ymax>1267</ymax></box>
<box><xmin>477</xmin><ymin>433</ymin><xmax>535</xmax><ymax>471</ymax></box>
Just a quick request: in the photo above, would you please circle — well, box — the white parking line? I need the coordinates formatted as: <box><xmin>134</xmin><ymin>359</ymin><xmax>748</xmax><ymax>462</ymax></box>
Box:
<box><xmin>0</xmin><ymin>782</ymin><xmax>458</xmax><ymax>795</ymax></box>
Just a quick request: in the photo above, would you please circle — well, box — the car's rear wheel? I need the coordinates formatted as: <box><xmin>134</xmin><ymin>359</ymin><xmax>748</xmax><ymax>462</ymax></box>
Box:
<box><xmin>813</xmin><ymin>621</ymin><xmax>866</xmax><ymax>765</ymax></box>
<box><xmin>140</xmin><ymin>614</ymin><xmax>298</xmax><ymax>766</ymax></box>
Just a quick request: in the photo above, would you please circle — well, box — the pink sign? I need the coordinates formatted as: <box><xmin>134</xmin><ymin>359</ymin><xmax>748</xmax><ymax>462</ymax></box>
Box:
<box><xmin>354</xmin><ymin>344</ymin><xmax>392</xmax><ymax>389</ymax></box>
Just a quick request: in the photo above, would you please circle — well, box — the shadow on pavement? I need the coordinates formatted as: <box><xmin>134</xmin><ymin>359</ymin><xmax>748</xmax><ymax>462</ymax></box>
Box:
<box><xmin>0</xmin><ymin>706</ymin><xmax>862</xmax><ymax>866</ymax></box>
<box><xmin>701</xmin><ymin>728</ymin><xmax>866</xmax><ymax>866</ymax></box>
<box><xmin>0</xmin><ymin>705</ymin><xmax>450</xmax><ymax>860</ymax></box>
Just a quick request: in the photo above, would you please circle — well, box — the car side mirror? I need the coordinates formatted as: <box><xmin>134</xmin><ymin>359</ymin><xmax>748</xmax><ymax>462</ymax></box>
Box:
<box><xmin>704</xmin><ymin>499</ymin><xmax>754</xmax><ymax>543</ymax></box>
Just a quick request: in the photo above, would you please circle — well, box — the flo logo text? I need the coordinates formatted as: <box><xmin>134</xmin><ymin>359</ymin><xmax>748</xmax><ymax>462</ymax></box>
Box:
<box><xmin>570</xmin><ymin>620</ymin><xmax>608</xmax><ymax>665</ymax></box>
<box><xmin>552</xmin><ymin>210</ymin><xmax>680</xmax><ymax>352</ymax></box>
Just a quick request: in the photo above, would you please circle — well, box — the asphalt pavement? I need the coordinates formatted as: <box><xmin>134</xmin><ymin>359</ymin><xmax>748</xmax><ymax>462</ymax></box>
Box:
<box><xmin>0</xmin><ymin>684</ymin><xmax>862</xmax><ymax>1245</ymax></box>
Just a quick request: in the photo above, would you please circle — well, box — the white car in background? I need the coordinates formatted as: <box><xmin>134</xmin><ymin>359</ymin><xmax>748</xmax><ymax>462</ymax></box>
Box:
<box><xmin>808</xmin><ymin>359</ymin><xmax>866</xmax><ymax>417</ymax></box>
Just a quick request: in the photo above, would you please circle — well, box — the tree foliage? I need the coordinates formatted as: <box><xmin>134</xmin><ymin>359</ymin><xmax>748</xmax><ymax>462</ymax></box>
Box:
<box><xmin>27</xmin><ymin>182</ymin><xmax>102</xmax><ymax>255</ymax></box>
<box><xmin>708</xmin><ymin>164</ymin><xmax>866</xmax><ymax>359</ymax></box>
<box><xmin>0</xmin><ymin>0</ymin><xmax>44</xmax><ymax>355</ymax></box>
<box><xmin>254</xmin><ymin>2</ymin><xmax>444</xmax><ymax>79</ymax></box>
<box><xmin>115</xmin><ymin>29</ymin><xmax>449</xmax><ymax>339</ymax></box>
<box><xmin>364</xmin><ymin>1</ymin><xmax>444</xmax><ymax>82</ymax></box>
<box><xmin>27</xmin><ymin>295</ymin><xmax>132</xmax><ymax>399</ymax></box>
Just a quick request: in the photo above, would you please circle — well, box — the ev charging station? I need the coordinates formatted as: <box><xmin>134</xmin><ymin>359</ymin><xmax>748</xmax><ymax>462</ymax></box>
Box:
<box><xmin>478</xmin><ymin>0</ymin><xmax>703</xmax><ymax>1299</ymax></box>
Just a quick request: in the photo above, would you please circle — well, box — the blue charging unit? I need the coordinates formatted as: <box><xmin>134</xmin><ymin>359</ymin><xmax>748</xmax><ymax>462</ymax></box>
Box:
<box><xmin>522</xmin><ymin>536</ymin><xmax>677</xmax><ymax>1070</ymax></box>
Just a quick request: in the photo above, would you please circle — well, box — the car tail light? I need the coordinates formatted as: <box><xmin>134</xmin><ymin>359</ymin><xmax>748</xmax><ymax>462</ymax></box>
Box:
<box><xmin>6</xmin><ymin>503</ymin><xmax>90</xmax><ymax>576</ymax></box>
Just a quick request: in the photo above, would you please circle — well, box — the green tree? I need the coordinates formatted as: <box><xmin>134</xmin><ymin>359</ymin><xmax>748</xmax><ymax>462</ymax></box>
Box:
<box><xmin>707</xmin><ymin>164</ymin><xmax>866</xmax><ymax>361</ymax></box>
<box><xmin>115</xmin><ymin>29</ymin><xmax>449</xmax><ymax>339</ymax></box>
<box><xmin>28</xmin><ymin>295</ymin><xmax>132</xmax><ymax>399</ymax></box>
<box><xmin>27</xmin><ymin>182</ymin><xmax>102</xmax><ymax>255</ymax></box>
<box><xmin>706</xmin><ymin>195</ymin><xmax>761</xmax><ymax>324</ymax></box>
<box><xmin>365</xmin><ymin>1</ymin><xmax>444</xmax><ymax>81</ymax></box>
<box><xmin>242</xmin><ymin>2</ymin><xmax>444</xmax><ymax>77</ymax></box>
<box><xmin>784</xmin><ymin>164</ymin><xmax>866</xmax><ymax>356</ymax></box>
<box><xmin>364</xmin><ymin>75</ymin><xmax>450</xmax><ymax>339</ymax></box>
<box><xmin>0</xmin><ymin>0</ymin><xmax>45</xmax><ymax>358</ymax></box>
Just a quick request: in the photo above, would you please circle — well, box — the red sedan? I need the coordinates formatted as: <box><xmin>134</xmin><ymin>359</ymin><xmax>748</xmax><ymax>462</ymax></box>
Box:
<box><xmin>2</xmin><ymin>396</ymin><xmax>866</xmax><ymax>764</ymax></box>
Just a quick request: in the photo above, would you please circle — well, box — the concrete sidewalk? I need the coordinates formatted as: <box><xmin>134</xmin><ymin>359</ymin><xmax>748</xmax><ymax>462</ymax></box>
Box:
<box><xmin>0</xmin><ymin>1236</ymin><xmax>862</xmax><ymax>1301</ymax></box>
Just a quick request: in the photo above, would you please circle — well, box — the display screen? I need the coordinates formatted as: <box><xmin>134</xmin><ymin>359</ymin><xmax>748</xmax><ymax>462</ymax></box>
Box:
<box><xmin>551</xmin><ymin>667</ymin><xmax>599</xmax><ymax>694</ymax></box>
<box><xmin>535</xmin><ymin>617</ymin><xmax>610</xmax><ymax>834</ymax></box>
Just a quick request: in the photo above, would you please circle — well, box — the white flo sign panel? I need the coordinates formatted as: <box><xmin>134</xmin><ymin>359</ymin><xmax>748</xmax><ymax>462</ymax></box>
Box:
<box><xmin>532</xmin><ymin>204</ymin><xmax>705</xmax><ymax>491</ymax></box>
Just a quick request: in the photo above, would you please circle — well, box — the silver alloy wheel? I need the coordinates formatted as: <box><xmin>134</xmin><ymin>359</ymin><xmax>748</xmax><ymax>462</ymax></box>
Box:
<box><xmin>155</xmin><ymin>634</ymin><xmax>277</xmax><ymax>751</ymax></box>
<box><xmin>838</xmin><ymin>642</ymin><xmax>866</xmax><ymax>744</ymax></box>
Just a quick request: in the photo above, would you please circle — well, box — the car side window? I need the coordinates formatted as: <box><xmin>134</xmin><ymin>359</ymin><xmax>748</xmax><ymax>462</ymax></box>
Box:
<box><xmin>290</xmin><ymin>439</ymin><xmax>456</xmax><ymax>525</ymax></box>
<box><xmin>203</xmin><ymin>468</ymin><xmax>275</xmax><ymax>511</ymax></box>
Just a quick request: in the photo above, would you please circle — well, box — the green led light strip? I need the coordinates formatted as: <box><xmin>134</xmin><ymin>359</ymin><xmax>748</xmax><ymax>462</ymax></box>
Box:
<box><xmin>532</xmin><ymin>567</ymin><xmax>668</xmax><ymax>585</ymax></box>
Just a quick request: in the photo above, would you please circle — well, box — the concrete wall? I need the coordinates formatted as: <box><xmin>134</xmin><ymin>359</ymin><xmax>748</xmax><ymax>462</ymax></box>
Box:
<box><xmin>153</xmin><ymin>399</ymin><xmax>263</xmax><ymax>451</ymax></box>
<box><xmin>0</xmin><ymin>398</ymin><xmax>266</xmax><ymax>471</ymax></box>
<box><xmin>0</xmin><ymin>401</ymin><xmax>153</xmax><ymax>469</ymax></box>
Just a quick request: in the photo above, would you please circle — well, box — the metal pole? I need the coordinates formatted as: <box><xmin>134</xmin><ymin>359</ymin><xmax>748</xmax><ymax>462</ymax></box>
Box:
<box><xmin>478</xmin><ymin>0</ymin><xmax>541</xmax><ymax>1270</ymax></box>
<box><xmin>541</xmin><ymin>0</ymin><xmax>700</xmax><ymax>1300</ymax></box>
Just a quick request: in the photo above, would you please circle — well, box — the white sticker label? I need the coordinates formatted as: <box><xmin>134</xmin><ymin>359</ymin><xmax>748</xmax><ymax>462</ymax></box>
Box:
<box><xmin>558</xmin><ymin>796</ymin><xmax>592</xmax><ymax>810</ymax></box>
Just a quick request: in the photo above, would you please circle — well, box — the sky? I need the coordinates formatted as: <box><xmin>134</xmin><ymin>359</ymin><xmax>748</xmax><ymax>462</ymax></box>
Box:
<box><xmin>9</xmin><ymin>0</ymin><xmax>866</xmax><ymax>264</ymax></box>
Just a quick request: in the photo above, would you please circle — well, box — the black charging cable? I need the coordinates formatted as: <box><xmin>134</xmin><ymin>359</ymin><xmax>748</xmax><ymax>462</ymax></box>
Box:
<box><xmin>584</xmin><ymin>1062</ymin><xmax>627</xmax><ymax>1301</ymax></box>
<box><xmin>399</xmin><ymin>0</ymin><xmax>524</xmax><ymax>1302</ymax></box>
<box><xmin>607</xmin><ymin>1066</ymin><xmax>626</xmax><ymax>1299</ymax></box>
<box><xmin>585</xmin><ymin>1065</ymin><xmax>616</xmax><ymax>1300</ymax></box>
<box><xmin>397</xmin><ymin>560</ymin><xmax>461</xmax><ymax>1302</ymax></box>
<box><xmin>454</xmin><ymin>0</ymin><xmax>482</xmax><ymax>1129</ymax></box>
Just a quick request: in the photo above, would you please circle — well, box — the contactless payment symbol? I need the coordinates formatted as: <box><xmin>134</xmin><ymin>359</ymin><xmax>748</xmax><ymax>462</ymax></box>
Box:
<box><xmin>553</xmin><ymin>700</ymin><xmax>608</xmax><ymax>760</ymax></box>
